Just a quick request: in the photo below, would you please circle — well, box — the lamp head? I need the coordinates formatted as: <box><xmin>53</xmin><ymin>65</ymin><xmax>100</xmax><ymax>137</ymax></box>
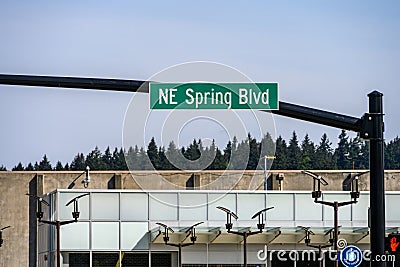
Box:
<box><xmin>82</xmin><ymin>166</ymin><xmax>90</xmax><ymax>188</ymax></box>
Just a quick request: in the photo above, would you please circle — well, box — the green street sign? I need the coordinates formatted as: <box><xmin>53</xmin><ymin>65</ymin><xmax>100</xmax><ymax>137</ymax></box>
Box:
<box><xmin>149</xmin><ymin>83</ymin><xmax>278</xmax><ymax>110</ymax></box>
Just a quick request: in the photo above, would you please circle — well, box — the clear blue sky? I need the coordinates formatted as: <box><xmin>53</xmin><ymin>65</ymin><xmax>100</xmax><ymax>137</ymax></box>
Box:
<box><xmin>0</xmin><ymin>1</ymin><xmax>399</xmax><ymax>168</ymax></box>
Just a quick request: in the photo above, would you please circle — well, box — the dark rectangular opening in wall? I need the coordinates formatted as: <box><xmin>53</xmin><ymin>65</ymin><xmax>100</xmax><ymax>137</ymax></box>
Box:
<box><xmin>69</xmin><ymin>253</ymin><xmax>90</xmax><ymax>267</ymax></box>
<box><xmin>151</xmin><ymin>252</ymin><xmax>171</xmax><ymax>267</ymax></box>
<box><xmin>122</xmin><ymin>252</ymin><xmax>149</xmax><ymax>267</ymax></box>
<box><xmin>92</xmin><ymin>252</ymin><xmax>119</xmax><ymax>267</ymax></box>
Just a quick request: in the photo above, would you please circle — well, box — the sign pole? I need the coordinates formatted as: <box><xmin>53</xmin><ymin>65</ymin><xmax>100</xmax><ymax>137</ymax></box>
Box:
<box><xmin>368</xmin><ymin>91</ymin><xmax>385</xmax><ymax>267</ymax></box>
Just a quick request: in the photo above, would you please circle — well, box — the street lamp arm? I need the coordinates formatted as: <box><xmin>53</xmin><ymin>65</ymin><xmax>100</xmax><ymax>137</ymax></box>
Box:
<box><xmin>227</xmin><ymin>230</ymin><xmax>242</xmax><ymax>235</ymax></box>
<box><xmin>180</xmin><ymin>242</ymin><xmax>196</xmax><ymax>247</ymax></box>
<box><xmin>314</xmin><ymin>200</ymin><xmax>336</xmax><ymax>207</ymax></box>
<box><xmin>60</xmin><ymin>220</ymin><xmax>78</xmax><ymax>226</ymax></box>
<box><xmin>39</xmin><ymin>220</ymin><xmax>58</xmax><ymax>225</ymax></box>
<box><xmin>337</xmin><ymin>200</ymin><xmax>358</xmax><ymax>207</ymax></box>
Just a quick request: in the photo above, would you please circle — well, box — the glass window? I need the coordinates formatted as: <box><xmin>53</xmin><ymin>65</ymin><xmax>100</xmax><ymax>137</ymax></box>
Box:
<box><xmin>322</xmin><ymin>193</ymin><xmax>352</xmax><ymax>221</ymax></box>
<box><xmin>92</xmin><ymin>193</ymin><xmax>119</xmax><ymax>220</ymax></box>
<box><xmin>208</xmin><ymin>193</ymin><xmax>236</xmax><ymax>221</ymax></box>
<box><xmin>386</xmin><ymin>194</ymin><xmax>400</xmax><ymax>221</ymax></box>
<box><xmin>237</xmin><ymin>194</ymin><xmax>265</xmax><ymax>220</ymax></box>
<box><xmin>120</xmin><ymin>193</ymin><xmax>148</xmax><ymax>221</ymax></box>
<box><xmin>179</xmin><ymin>193</ymin><xmax>207</xmax><ymax>221</ymax></box>
<box><xmin>266</xmin><ymin>193</ymin><xmax>294</xmax><ymax>221</ymax></box>
<box><xmin>121</xmin><ymin>222</ymin><xmax>149</xmax><ymax>250</ymax></box>
<box><xmin>92</xmin><ymin>222</ymin><xmax>119</xmax><ymax>250</ymax></box>
<box><xmin>59</xmin><ymin>192</ymin><xmax>89</xmax><ymax>221</ymax></box>
<box><xmin>295</xmin><ymin>194</ymin><xmax>322</xmax><ymax>221</ymax></box>
<box><xmin>149</xmin><ymin>193</ymin><xmax>178</xmax><ymax>221</ymax></box>
<box><xmin>352</xmin><ymin>193</ymin><xmax>369</xmax><ymax>221</ymax></box>
<box><xmin>60</xmin><ymin>222</ymin><xmax>90</xmax><ymax>250</ymax></box>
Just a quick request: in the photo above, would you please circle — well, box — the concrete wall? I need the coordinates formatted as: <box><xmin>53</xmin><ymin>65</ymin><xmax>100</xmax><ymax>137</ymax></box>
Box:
<box><xmin>0</xmin><ymin>169</ymin><xmax>400</xmax><ymax>266</ymax></box>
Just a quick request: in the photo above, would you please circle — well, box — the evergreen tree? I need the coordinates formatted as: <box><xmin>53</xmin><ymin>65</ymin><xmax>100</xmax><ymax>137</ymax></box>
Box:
<box><xmin>6</xmin><ymin>132</ymin><xmax>400</xmax><ymax>171</ymax></box>
<box><xmin>112</xmin><ymin>148</ymin><xmax>127</xmax><ymax>170</ymax></box>
<box><xmin>287</xmin><ymin>131</ymin><xmax>301</xmax><ymax>169</ymax></box>
<box><xmin>272</xmin><ymin>136</ymin><xmax>288</xmax><ymax>169</ymax></box>
<box><xmin>347</xmin><ymin>137</ymin><xmax>364</xmax><ymax>169</ymax></box>
<box><xmin>205</xmin><ymin>140</ymin><xmax>218</xmax><ymax>170</ymax></box>
<box><xmin>12</xmin><ymin>162</ymin><xmax>24</xmax><ymax>171</ymax></box>
<box><xmin>54</xmin><ymin>161</ymin><xmax>64</xmax><ymax>171</ymax></box>
<box><xmin>210</xmin><ymin>148</ymin><xmax>226</xmax><ymax>169</ymax></box>
<box><xmin>233</xmin><ymin>138</ymin><xmax>250</xmax><ymax>170</ymax></box>
<box><xmin>64</xmin><ymin>163</ymin><xmax>70</xmax><ymax>171</ymax></box>
<box><xmin>70</xmin><ymin>153</ymin><xmax>86</xmax><ymax>170</ymax></box>
<box><xmin>86</xmin><ymin>147</ymin><xmax>106</xmax><ymax>170</ymax></box>
<box><xmin>0</xmin><ymin>165</ymin><xmax>6</xmax><ymax>171</ymax></box>
<box><xmin>25</xmin><ymin>163</ymin><xmax>34</xmax><ymax>171</ymax></box>
<box><xmin>314</xmin><ymin>133</ymin><xmax>335</xmax><ymax>169</ymax></box>
<box><xmin>385</xmin><ymin>137</ymin><xmax>400</xmax><ymax>169</ymax></box>
<box><xmin>259</xmin><ymin>133</ymin><xmax>276</xmax><ymax>170</ymax></box>
<box><xmin>232</xmin><ymin>136</ymin><xmax>238</xmax><ymax>153</ymax></box>
<box><xmin>166</xmin><ymin>141</ymin><xmax>179</xmax><ymax>170</ymax></box>
<box><xmin>300</xmin><ymin>134</ymin><xmax>315</xmax><ymax>170</ymax></box>
<box><xmin>147</xmin><ymin>137</ymin><xmax>160</xmax><ymax>169</ymax></box>
<box><xmin>102</xmin><ymin>146</ymin><xmax>113</xmax><ymax>170</ymax></box>
<box><xmin>38</xmin><ymin>155</ymin><xmax>52</xmax><ymax>171</ymax></box>
<box><xmin>185</xmin><ymin>139</ymin><xmax>201</xmax><ymax>161</ymax></box>
<box><xmin>335</xmin><ymin>130</ymin><xmax>350</xmax><ymax>169</ymax></box>
<box><xmin>126</xmin><ymin>146</ymin><xmax>138</xmax><ymax>170</ymax></box>
<box><xmin>158</xmin><ymin>147</ymin><xmax>168</xmax><ymax>170</ymax></box>
<box><xmin>247</xmin><ymin>133</ymin><xmax>259</xmax><ymax>170</ymax></box>
<box><xmin>223</xmin><ymin>141</ymin><xmax>233</xmax><ymax>169</ymax></box>
<box><xmin>359</xmin><ymin>142</ymin><xmax>369</xmax><ymax>169</ymax></box>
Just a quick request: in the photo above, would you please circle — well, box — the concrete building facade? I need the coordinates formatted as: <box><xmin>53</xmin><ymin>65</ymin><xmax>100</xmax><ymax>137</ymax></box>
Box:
<box><xmin>0</xmin><ymin>170</ymin><xmax>399</xmax><ymax>266</ymax></box>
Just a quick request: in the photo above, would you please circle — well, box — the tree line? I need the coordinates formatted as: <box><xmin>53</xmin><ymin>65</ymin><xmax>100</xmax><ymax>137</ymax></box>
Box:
<box><xmin>3</xmin><ymin>130</ymin><xmax>400</xmax><ymax>171</ymax></box>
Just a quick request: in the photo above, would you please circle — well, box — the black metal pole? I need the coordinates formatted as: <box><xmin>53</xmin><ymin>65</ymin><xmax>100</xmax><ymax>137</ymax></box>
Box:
<box><xmin>243</xmin><ymin>233</ymin><xmax>247</xmax><ymax>267</ymax></box>
<box><xmin>318</xmin><ymin>245</ymin><xmax>322</xmax><ymax>267</ymax></box>
<box><xmin>56</xmin><ymin>221</ymin><xmax>60</xmax><ymax>267</ymax></box>
<box><xmin>334</xmin><ymin>202</ymin><xmax>339</xmax><ymax>267</ymax></box>
<box><xmin>0</xmin><ymin>74</ymin><xmax>145</xmax><ymax>92</ymax></box>
<box><xmin>178</xmin><ymin>244</ymin><xmax>182</xmax><ymax>267</ymax></box>
<box><xmin>270</xmin><ymin>102</ymin><xmax>363</xmax><ymax>132</ymax></box>
<box><xmin>369</xmin><ymin>91</ymin><xmax>385</xmax><ymax>267</ymax></box>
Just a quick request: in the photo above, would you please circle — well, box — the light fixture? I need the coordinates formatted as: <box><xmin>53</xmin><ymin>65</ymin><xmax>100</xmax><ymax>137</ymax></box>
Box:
<box><xmin>25</xmin><ymin>193</ymin><xmax>50</xmax><ymax>221</ymax></box>
<box><xmin>67</xmin><ymin>166</ymin><xmax>91</xmax><ymax>189</ymax></box>
<box><xmin>298</xmin><ymin>226</ymin><xmax>335</xmax><ymax>267</ymax></box>
<box><xmin>217</xmin><ymin>206</ymin><xmax>274</xmax><ymax>267</ymax></box>
<box><xmin>216</xmin><ymin>206</ymin><xmax>238</xmax><ymax>231</ymax></box>
<box><xmin>251</xmin><ymin>207</ymin><xmax>274</xmax><ymax>231</ymax></box>
<box><xmin>65</xmin><ymin>193</ymin><xmax>90</xmax><ymax>221</ymax></box>
<box><xmin>302</xmin><ymin>170</ymin><xmax>358</xmax><ymax>267</ymax></box>
<box><xmin>156</xmin><ymin>222</ymin><xmax>203</xmax><ymax>267</ymax></box>
<box><xmin>302</xmin><ymin>170</ymin><xmax>328</xmax><ymax>200</ymax></box>
<box><xmin>26</xmin><ymin>193</ymin><xmax>89</xmax><ymax>267</ymax></box>
<box><xmin>82</xmin><ymin>166</ymin><xmax>90</xmax><ymax>188</ymax></box>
